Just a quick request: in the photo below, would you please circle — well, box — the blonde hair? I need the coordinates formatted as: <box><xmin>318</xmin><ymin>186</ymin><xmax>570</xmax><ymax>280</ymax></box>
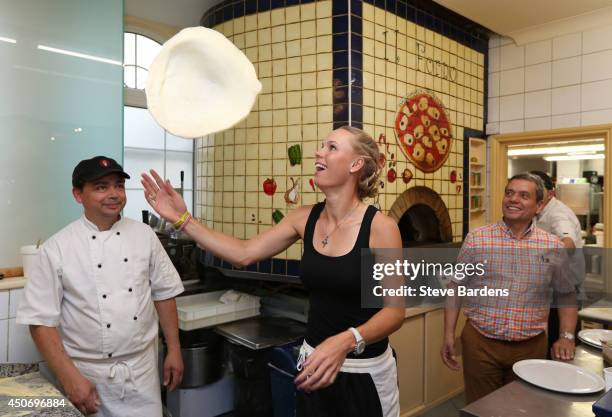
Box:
<box><xmin>339</xmin><ymin>125</ymin><xmax>382</xmax><ymax>200</ymax></box>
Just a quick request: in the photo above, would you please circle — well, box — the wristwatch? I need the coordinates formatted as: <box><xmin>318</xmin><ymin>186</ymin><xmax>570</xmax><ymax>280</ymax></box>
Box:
<box><xmin>560</xmin><ymin>331</ymin><xmax>575</xmax><ymax>341</ymax></box>
<box><xmin>348</xmin><ymin>327</ymin><xmax>366</xmax><ymax>355</ymax></box>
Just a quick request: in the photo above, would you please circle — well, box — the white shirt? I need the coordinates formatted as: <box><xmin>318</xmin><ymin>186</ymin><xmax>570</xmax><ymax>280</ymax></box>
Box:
<box><xmin>17</xmin><ymin>215</ymin><xmax>184</xmax><ymax>360</ymax></box>
<box><xmin>537</xmin><ymin>197</ymin><xmax>583</xmax><ymax>248</ymax></box>
<box><xmin>537</xmin><ymin>197</ymin><xmax>585</xmax><ymax>288</ymax></box>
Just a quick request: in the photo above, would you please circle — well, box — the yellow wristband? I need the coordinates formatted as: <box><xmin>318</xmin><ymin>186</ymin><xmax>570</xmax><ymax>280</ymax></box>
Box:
<box><xmin>173</xmin><ymin>211</ymin><xmax>191</xmax><ymax>229</ymax></box>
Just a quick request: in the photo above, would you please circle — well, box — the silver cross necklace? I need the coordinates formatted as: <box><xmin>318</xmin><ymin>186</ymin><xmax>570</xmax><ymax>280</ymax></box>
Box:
<box><xmin>321</xmin><ymin>201</ymin><xmax>361</xmax><ymax>247</ymax></box>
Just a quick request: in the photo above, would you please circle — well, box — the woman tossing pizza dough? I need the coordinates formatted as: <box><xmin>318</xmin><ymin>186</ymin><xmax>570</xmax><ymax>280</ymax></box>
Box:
<box><xmin>146</xmin><ymin>27</ymin><xmax>262</xmax><ymax>138</ymax></box>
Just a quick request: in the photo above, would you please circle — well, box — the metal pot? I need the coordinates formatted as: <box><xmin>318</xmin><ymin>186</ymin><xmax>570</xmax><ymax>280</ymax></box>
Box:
<box><xmin>175</xmin><ymin>328</ymin><xmax>222</xmax><ymax>388</ymax></box>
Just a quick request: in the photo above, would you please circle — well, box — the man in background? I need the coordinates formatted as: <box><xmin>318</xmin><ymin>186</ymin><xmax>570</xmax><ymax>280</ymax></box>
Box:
<box><xmin>530</xmin><ymin>170</ymin><xmax>585</xmax><ymax>352</ymax></box>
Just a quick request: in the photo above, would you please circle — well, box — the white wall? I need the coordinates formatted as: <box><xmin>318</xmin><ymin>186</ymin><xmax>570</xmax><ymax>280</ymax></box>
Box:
<box><xmin>487</xmin><ymin>23</ymin><xmax>612</xmax><ymax>134</ymax></box>
<box><xmin>0</xmin><ymin>288</ymin><xmax>41</xmax><ymax>364</ymax></box>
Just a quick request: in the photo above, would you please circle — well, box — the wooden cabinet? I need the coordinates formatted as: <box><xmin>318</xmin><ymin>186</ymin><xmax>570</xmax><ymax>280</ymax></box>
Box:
<box><xmin>391</xmin><ymin>308</ymin><xmax>466</xmax><ymax>417</ymax></box>
<box><xmin>469</xmin><ymin>138</ymin><xmax>487</xmax><ymax>231</ymax></box>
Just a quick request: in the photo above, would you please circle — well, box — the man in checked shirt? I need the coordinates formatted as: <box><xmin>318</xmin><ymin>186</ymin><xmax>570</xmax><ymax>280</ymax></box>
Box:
<box><xmin>440</xmin><ymin>173</ymin><xmax>578</xmax><ymax>404</ymax></box>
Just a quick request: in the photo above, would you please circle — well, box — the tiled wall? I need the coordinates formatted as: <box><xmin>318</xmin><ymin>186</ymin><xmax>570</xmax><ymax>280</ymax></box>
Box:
<box><xmin>0</xmin><ymin>289</ymin><xmax>42</xmax><ymax>363</ymax></box>
<box><xmin>487</xmin><ymin>24</ymin><xmax>612</xmax><ymax>134</ymax></box>
<box><xmin>196</xmin><ymin>1</ymin><xmax>335</xmax><ymax>269</ymax></box>
<box><xmin>196</xmin><ymin>0</ymin><xmax>488</xmax><ymax>268</ymax></box>
<box><xmin>360</xmin><ymin>2</ymin><xmax>485</xmax><ymax>241</ymax></box>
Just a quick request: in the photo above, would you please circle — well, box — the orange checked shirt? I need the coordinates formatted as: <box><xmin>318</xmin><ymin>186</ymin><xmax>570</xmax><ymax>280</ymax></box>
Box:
<box><xmin>455</xmin><ymin>220</ymin><xmax>574</xmax><ymax>341</ymax></box>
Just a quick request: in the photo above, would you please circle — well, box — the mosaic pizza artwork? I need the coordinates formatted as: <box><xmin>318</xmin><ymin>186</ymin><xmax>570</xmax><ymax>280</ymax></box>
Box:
<box><xmin>394</xmin><ymin>91</ymin><xmax>453</xmax><ymax>173</ymax></box>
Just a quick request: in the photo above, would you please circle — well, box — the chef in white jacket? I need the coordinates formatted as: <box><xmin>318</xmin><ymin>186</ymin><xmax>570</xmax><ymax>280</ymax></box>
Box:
<box><xmin>17</xmin><ymin>156</ymin><xmax>184</xmax><ymax>417</ymax></box>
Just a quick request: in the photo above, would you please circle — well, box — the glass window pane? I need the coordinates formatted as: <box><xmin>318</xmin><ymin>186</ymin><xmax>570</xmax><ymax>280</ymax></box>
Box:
<box><xmin>123</xmin><ymin>148</ymin><xmax>164</xmax><ymax>189</ymax></box>
<box><xmin>124</xmin><ymin>65</ymin><xmax>136</xmax><ymax>88</ymax></box>
<box><xmin>166</xmin><ymin>132</ymin><xmax>195</xmax><ymax>151</ymax></box>
<box><xmin>124</xmin><ymin>106</ymin><xmax>164</xmax><ymax>149</ymax></box>
<box><xmin>166</xmin><ymin>150</ymin><xmax>193</xmax><ymax>189</ymax></box>
<box><xmin>136</xmin><ymin>35</ymin><xmax>161</xmax><ymax>70</ymax></box>
<box><xmin>136</xmin><ymin>67</ymin><xmax>148</xmax><ymax>90</ymax></box>
<box><xmin>124</xmin><ymin>189</ymin><xmax>149</xmax><ymax>222</ymax></box>
<box><xmin>124</xmin><ymin>33</ymin><xmax>135</xmax><ymax>65</ymax></box>
<box><xmin>183</xmin><ymin>190</ymin><xmax>193</xmax><ymax>213</ymax></box>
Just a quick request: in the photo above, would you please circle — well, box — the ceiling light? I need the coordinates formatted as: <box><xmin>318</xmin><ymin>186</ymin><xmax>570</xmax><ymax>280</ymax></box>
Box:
<box><xmin>0</xmin><ymin>36</ymin><xmax>16</xmax><ymax>44</ymax></box>
<box><xmin>544</xmin><ymin>154</ymin><xmax>605</xmax><ymax>161</ymax></box>
<box><xmin>37</xmin><ymin>44</ymin><xmax>122</xmax><ymax>66</ymax></box>
<box><xmin>508</xmin><ymin>144</ymin><xmax>604</xmax><ymax>156</ymax></box>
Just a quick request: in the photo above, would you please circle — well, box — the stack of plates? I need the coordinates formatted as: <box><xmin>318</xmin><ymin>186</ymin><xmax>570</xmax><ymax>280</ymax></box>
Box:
<box><xmin>578</xmin><ymin>329</ymin><xmax>612</xmax><ymax>349</ymax></box>
<box><xmin>513</xmin><ymin>359</ymin><xmax>604</xmax><ymax>394</ymax></box>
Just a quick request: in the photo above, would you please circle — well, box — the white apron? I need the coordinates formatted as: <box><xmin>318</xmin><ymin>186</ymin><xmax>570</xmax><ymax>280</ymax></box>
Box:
<box><xmin>73</xmin><ymin>340</ymin><xmax>162</xmax><ymax>417</ymax></box>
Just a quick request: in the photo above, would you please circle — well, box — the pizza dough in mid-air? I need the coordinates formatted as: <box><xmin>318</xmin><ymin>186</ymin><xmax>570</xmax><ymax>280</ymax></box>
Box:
<box><xmin>146</xmin><ymin>27</ymin><xmax>262</xmax><ymax>138</ymax></box>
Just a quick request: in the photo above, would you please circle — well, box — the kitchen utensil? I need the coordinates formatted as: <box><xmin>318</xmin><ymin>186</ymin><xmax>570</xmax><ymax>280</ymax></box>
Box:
<box><xmin>20</xmin><ymin>245</ymin><xmax>40</xmax><ymax>278</ymax></box>
<box><xmin>579</xmin><ymin>329</ymin><xmax>612</xmax><ymax>349</ymax></box>
<box><xmin>513</xmin><ymin>359</ymin><xmax>605</xmax><ymax>394</ymax></box>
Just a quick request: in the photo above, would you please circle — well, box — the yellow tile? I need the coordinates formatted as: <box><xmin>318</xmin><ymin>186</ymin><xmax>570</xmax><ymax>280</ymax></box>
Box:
<box><xmin>272</xmin><ymin>75</ymin><xmax>286</xmax><ymax>92</ymax></box>
<box><xmin>375</xmin><ymin>108</ymin><xmax>385</xmax><ymax>125</ymax></box>
<box><xmin>316</xmin><ymin>35</ymin><xmax>332</xmax><ymax>53</ymax></box>
<box><xmin>259</xmin><ymin>93</ymin><xmax>272</xmax><ymax>110</ymax></box>
<box><xmin>363</xmin><ymin>71</ymin><xmax>374</xmax><ymax>89</ymax></box>
<box><xmin>287</xmin><ymin>243</ymin><xmax>302</xmax><ymax>260</ymax></box>
<box><xmin>301</xmin><ymin>37</ymin><xmax>316</xmax><ymax>55</ymax></box>
<box><xmin>318</xmin><ymin>122</ymin><xmax>332</xmax><ymax>138</ymax></box>
<box><xmin>287</xmin><ymin>91</ymin><xmax>302</xmax><ymax>108</ymax></box>
<box><xmin>363</xmin><ymin>3</ymin><xmax>374</xmax><ymax>21</ymax></box>
<box><xmin>374</xmin><ymin>6</ymin><xmax>385</xmax><ymax>24</ymax></box>
<box><xmin>259</xmin><ymin>61</ymin><xmax>272</xmax><ymax>78</ymax></box>
<box><xmin>273</xmin><ymin>110</ymin><xmax>287</xmax><ymax>125</ymax></box>
<box><xmin>245</xmin><ymin>14</ymin><xmax>258</xmax><ymax>32</ymax></box>
<box><xmin>363</xmin><ymin>38</ymin><xmax>374</xmax><ymax>57</ymax></box>
<box><xmin>316</xmin><ymin>53</ymin><xmax>332</xmax><ymax>71</ymax></box>
<box><xmin>286</xmin><ymin>4</ymin><xmax>300</xmax><ymax>23</ymax></box>
<box><xmin>272</xmin><ymin>92</ymin><xmax>286</xmax><ymax>109</ymax></box>
<box><xmin>234</xmin><ymin>176</ymin><xmax>246</xmax><ymax>192</ymax></box>
<box><xmin>272</xmin><ymin>42</ymin><xmax>286</xmax><ymax>59</ymax></box>
<box><xmin>287</xmin><ymin>40</ymin><xmax>301</xmax><ymax>57</ymax></box>
<box><xmin>235</xmin><ymin>160</ymin><xmax>245</xmax><ymax>176</ymax></box>
<box><xmin>223</xmin><ymin>144</ymin><xmax>234</xmax><ymax>160</ymax></box>
<box><xmin>301</xmin><ymin>2</ymin><xmax>316</xmax><ymax>20</ymax></box>
<box><xmin>223</xmin><ymin>191</ymin><xmax>233</xmax><ymax>206</ymax></box>
<box><xmin>273</xmin><ymin>126</ymin><xmax>287</xmax><ymax>141</ymax></box>
<box><xmin>258</xmin><ymin>11</ymin><xmax>271</xmax><ymax>28</ymax></box>
<box><xmin>316</xmin><ymin>70</ymin><xmax>331</xmax><ymax>88</ymax></box>
<box><xmin>317</xmin><ymin>106</ymin><xmax>333</xmax><ymax>123</ymax></box>
<box><xmin>288</xmin><ymin>125</ymin><xmax>302</xmax><ymax>141</ymax></box>
<box><xmin>271</xmin><ymin>25</ymin><xmax>285</xmax><ymax>43</ymax></box>
<box><xmin>286</xmin><ymin>23</ymin><xmax>300</xmax><ymax>40</ymax></box>
<box><xmin>246</xmin><ymin>174</ymin><xmax>258</xmax><ymax>191</ymax></box>
<box><xmin>273</xmin><ymin>159</ymin><xmax>286</xmax><ymax>176</ymax></box>
<box><xmin>302</xmin><ymin>107</ymin><xmax>317</xmax><ymax>124</ymax></box>
<box><xmin>316</xmin><ymin>88</ymin><xmax>332</xmax><ymax>105</ymax></box>
<box><xmin>246</xmin><ymin>111</ymin><xmax>258</xmax><ymax>128</ymax></box>
<box><xmin>247</xmin><ymin>127</ymin><xmax>260</xmax><ymax>143</ymax></box>
<box><xmin>245</xmin><ymin>31</ymin><xmax>258</xmax><ymax>48</ymax></box>
<box><xmin>301</xmin><ymin>20</ymin><xmax>316</xmax><ymax>38</ymax></box>
<box><xmin>223</xmin><ymin>207</ymin><xmax>233</xmax><ymax>222</ymax></box>
<box><xmin>245</xmin><ymin>224</ymin><xmax>257</xmax><ymax>238</ymax></box>
<box><xmin>271</xmin><ymin>8</ymin><xmax>285</xmax><ymax>26</ymax></box>
<box><xmin>259</xmin><ymin>193</ymin><xmax>272</xmax><ymax>208</ymax></box>
<box><xmin>258</xmin><ymin>28</ymin><xmax>271</xmax><ymax>45</ymax></box>
<box><xmin>259</xmin><ymin>110</ymin><xmax>272</xmax><ymax>127</ymax></box>
<box><xmin>287</xmin><ymin>74</ymin><xmax>302</xmax><ymax>90</ymax></box>
<box><xmin>223</xmin><ymin>162</ymin><xmax>233</xmax><ymax>178</ymax></box>
<box><xmin>317</xmin><ymin>17</ymin><xmax>332</xmax><ymax>36</ymax></box>
<box><xmin>374</xmin><ymin>25</ymin><xmax>384</xmax><ymax>43</ymax></box>
<box><xmin>374</xmin><ymin>41</ymin><xmax>385</xmax><ymax>59</ymax></box>
<box><xmin>273</xmin><ymin>59</ymin><xmax>286</xmax><ymax>76</ymax></box>
<box><xmin>303</xmin><ymin>124</ymin><xmax>317</xmax><ymax>140</ymax></box>
<box><xmin>302</xmin><ymin>55</ymin><xmax>316</xmax><ymax>72</ymax></box>
<box><xmin>288</xmin><ymin>108</ymin><xmax>302</xmax><ymax>125</ymax></box>
<box><xmin>259</xmin><ymin>159</ymin><xmax>272</xmax><ymax>176</ymax></box>
<box><xmin>316</xmin><ymin>1</ymin><xmax>331</xmax><ymax>18</ymax></box>
<box><xmin>287</xmin><ymin>56</ymin><xmax>301</xmax><ymax>74</ymax></box>
<box><xmin>258</xmin><ymin>45</ymin><xmax>272</xmax><ymax>61</ymax></box>
<box><xmin>234</xmin><ymin>17</ymin><xmax>245</xmax><ymax>34</ymax></box>
<box><xmin>374</xmin><ymin>74</ymin><xmax>385</xmax><ymax>91</ymax></box>
<box><xmin>245</xmin><ymin>47</ymin><xmax>257</xmax><ymax>63</ymax></box>
<box><xmin>233</xmin><ymin>33</ymin><xmax>245</xmax><ymax>49</ymax></box>
<box><xmin>302</xmin><ymin>73</ymin><xmax>316</xmax><ymax>89</ymax></box>
<box><xmin>364</xmin><ymin>106</ymin><xmax>374</xmax><ymax>124</ymax></box>
<box><xmin>272</xmin><ymin>143</ymin><xmax>286</xmax><ymax>159</ymax></box>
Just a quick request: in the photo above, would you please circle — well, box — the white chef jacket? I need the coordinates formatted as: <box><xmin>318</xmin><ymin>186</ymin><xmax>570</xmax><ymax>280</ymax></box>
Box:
<box><xmin>17</xmin><ymin>215</ymin><xmax>184</xmax><ymax>359</ymax></box>
<box><xmin>537</xmin><ymin>197</ymin><xmax>585</xmax><ymax>289</ymax></box>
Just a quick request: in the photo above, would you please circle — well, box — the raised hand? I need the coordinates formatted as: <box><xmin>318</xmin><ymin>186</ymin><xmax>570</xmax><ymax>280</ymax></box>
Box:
<box><xmin>141</xmin><ymin>169</ymin><xmax>187</xmax><ymax>223</ymax></box>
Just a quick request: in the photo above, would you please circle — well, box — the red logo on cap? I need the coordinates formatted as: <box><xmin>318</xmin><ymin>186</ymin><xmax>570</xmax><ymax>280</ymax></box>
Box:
<box><xmin>100</xmin><ymin>159</ymin><xmax>109</xmax><ymax>168</ymax></box>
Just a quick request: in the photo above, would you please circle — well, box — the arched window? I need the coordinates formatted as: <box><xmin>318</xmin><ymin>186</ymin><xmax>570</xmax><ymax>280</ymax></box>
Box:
<box><xmin>123</xmin><ymin>32</ymin><xmax>161</xmax><ymax>89</ymax></box>
<box><xmin>122</xmin><ymin>31</ymin><xmax>194</xmax><ymax>222</ymax></box>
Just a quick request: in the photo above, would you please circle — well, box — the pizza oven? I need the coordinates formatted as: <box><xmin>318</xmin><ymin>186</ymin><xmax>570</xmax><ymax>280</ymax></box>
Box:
<box><xmin>387</xmin><ymin>187</ymin><xmax>453</xmax><ymax>247</ymax></box>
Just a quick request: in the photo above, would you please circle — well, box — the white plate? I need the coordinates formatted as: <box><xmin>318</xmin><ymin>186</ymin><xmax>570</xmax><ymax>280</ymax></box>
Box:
<box><xmin>578</xmin><ymin>329</ymin><xmax>612</xmax><ymax>349</ymax></box>
<box><xmin>513</xmin><ymin>359</ymin><xmax>604</xmax><ymax>394</ymax></box>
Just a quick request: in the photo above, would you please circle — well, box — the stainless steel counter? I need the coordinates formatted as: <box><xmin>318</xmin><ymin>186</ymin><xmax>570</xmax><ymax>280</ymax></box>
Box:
<box><xmin>460</xmin><ymin>345</ymin><xmax>604</xmax><ymax>417</ymax></box>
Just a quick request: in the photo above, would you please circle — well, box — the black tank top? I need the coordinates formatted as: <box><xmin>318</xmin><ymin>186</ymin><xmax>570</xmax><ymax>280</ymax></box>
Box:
<box><xmin>300</xmin><ymin>201</ymin><xmax>388</xmax><ymax>358</ymax></box>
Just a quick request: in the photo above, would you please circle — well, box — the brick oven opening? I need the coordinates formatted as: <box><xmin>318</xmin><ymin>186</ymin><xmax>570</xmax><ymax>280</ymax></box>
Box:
<box><xmin>388</xmin><ymin>187</ymin><xmax>454</xmax><ymax>247</ymax></box>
